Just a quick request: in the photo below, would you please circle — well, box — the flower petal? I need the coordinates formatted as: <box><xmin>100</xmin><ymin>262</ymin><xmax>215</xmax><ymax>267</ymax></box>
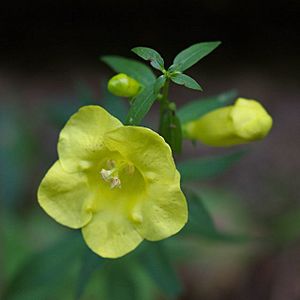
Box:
<box><xmin>104</xmin><ymin>126</ymin><xmax>176</xmax><ymax>183</ymax></box>
<box><xmin>38</xmin><ymin>161</ymin><xmax>93</xmax><ymax>229</ymax></box>
<box><xmin>58</xmin><ymin>105</ymin><xmax>123</xmax><ymax>172</ymax></box>
<box><xmin>135</xmin><ymin>171</ymin><xmax>188</xmax><ymax>240</ymax></box>
<box><xmin>82</xmin><ymin>211</ymin><xmax>143</xmax><ymax>258</ymax></box>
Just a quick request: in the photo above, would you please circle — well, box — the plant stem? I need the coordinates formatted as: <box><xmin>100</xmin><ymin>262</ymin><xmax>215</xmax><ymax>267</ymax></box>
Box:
<box><xmin>161</xmin><ymin>78</ymin><xmax>170</xmax><ymax>104</ymax></box>
<box><xmin>159</xmin><ymin>79</ymin><xmax>170</xmax><ymax>125</ymax></box>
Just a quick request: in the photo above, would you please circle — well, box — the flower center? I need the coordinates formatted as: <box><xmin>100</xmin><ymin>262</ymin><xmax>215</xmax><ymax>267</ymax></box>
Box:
<box><xmin>100</xmin><ymin>159</ymin><xmax>135</xmax><ymax>189</ymax></box>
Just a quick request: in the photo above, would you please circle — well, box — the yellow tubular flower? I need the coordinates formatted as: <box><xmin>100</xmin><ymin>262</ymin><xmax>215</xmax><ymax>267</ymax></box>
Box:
<box><xmin>183</xmin><ymin>98</ymin><xmax>273</xmax><ymax>146</ymax></box>
<box><xmin>38</xmin><ymin>106</ymin><xmax>187</xmax><ymax>258</ymax></box>
<box><xmin>108</xmin><ymin>73</ymin><xmax>141</xmax><ymax>98</ymax></box>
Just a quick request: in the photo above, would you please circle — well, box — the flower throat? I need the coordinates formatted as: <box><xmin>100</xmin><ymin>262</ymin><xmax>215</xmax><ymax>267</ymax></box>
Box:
<box><xmin>100</xmin><ymin>159</ymin><xmax>135</xmax><ymax>189</ymax></box>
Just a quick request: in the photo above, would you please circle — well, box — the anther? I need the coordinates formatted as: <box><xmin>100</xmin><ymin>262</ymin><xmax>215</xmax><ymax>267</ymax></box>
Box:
<box><xmin>127</xmin><ymin>164</ymin><xmax>135</xmax><ymax>175</ymax></box>
<box><xmin>110</xmin><ymin>177</ymin><xmax>122</xmax><ymax>189</ymax></box>
<box><xmin>100</xmin><ymin>169</ymin><xmax>113</xmax><ymax>182</ymax></box>
<box><xmin>107</xmin><ymin>160</ymin><xmax>116</xmax><ymax>169</ymax></box>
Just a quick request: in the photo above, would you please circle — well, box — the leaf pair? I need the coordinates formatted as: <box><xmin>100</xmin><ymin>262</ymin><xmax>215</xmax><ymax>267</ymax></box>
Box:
<box><xmin>132</xmin><ymin>41</ymin><xmax>221</xmax><ymax>73</ymax></box>
<box><xmin>132</xmin><ymin>41</ymin><xmax>221</xmax><ymax>92</ymax></box>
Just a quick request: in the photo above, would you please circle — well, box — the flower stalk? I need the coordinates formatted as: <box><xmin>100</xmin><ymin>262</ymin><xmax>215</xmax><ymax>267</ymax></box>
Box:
<box><xmin>158</xmin><ymin>77</ymin><xmax>183</xmax><ymax>153</ymax></box>
<box><xmin>159</xmin><ymin>78</ymin><xmax>170</xmax><ymax>122</ymax></box>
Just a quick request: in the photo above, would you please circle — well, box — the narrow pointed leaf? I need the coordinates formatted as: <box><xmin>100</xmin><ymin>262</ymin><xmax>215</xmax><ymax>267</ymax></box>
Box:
<box><xmin>154</xmin><ymin>75</ymin><xmax>166</xmax><ymax>93</ymax></box>
<box><xmin>126</xmin><ymin>74</ymin><xmax>166</xmax><ymax>126</ymax></box>
<box><xmin>178</xmin><ymin>150</ymin><xmax>247</xmax><ymax>182</ymax></box>
<box><xmin>101</xmin><ymin>55</ymin><xmax>156</xmax><ymax>85</ymax></box>
<box><xmin>171</xmin><ymin>73</ymin><xmax>202</xmax><ymax>91</ymax></box>
<box><xmin>177</xmin><ymin>90</ymin><xmax>238</xmax><ymax>124</ymax></box>
<box><xmin>126</xmin><ymin>82</ymin><xmax>157</xmax><ymax>125</ymax></box>
<box><xmin>132</xmin><ymin>47</ymin><xmax>165</xmax><ymax>71</ymax></box>
<box><xmin>172</xmin><ymin>41</ymin><xmax>221</xmax><ymax>72</ymax></box>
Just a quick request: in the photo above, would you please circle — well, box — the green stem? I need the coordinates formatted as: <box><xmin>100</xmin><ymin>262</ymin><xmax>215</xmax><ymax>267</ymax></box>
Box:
<box><xmin>161</xmin><ymin>78</ymin><xmax>170</xmax><ymax>104</ymax></box>
<box><xmin>159</xmin><ymin>79</ymin><xmax>170</xmax><ymax>129</ymax></box>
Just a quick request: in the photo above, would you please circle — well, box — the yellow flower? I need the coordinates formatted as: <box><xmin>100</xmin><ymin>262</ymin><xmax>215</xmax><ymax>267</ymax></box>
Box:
<box><xmin>38</xmin><ymin>106</ymin><xmax>187</xmax><ymax>258</ymax></box>
<box><xmin>108</xmin><ymin>73</ymin><xmax>141</xmax><ymax>98</ymax></box>
<box><xmin>183</xmin><ymin>98</ymin><xmax>273</xmax><ymax>146</ymax></box>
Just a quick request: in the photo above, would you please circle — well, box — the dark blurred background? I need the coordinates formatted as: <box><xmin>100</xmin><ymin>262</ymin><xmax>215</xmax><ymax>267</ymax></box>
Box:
<box><xmin>1</xmin><ymin>1</ymin><xmax>300</xmax><ymax>299</ymax></box>
<box><xmin>1</xmin><ymin>0</ymin><xmax>299</xmax><ymax>71</ymax></box>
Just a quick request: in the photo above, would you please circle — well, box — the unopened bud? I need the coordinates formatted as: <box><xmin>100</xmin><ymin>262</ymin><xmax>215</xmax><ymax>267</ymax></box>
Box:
<box><xmin>107</xmin><ymin>73</ymin><xmax>141</xmax><ymax>98</ymax></box>
<box><xmin>183</xmin><ymin>98</ymin><xmax>273</xmax><ymax>146</ymax></box>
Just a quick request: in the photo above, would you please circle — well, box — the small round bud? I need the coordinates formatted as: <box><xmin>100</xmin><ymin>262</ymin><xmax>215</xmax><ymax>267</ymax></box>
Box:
<box><xmin>107</xmin><ymin>73</ymin><xmax>141</xmax><ymax>98</ymax></box>
<box><xmin>169</xmin><ymin>102</ymin><xmax>177</xmax><ymax>111</ymax></box>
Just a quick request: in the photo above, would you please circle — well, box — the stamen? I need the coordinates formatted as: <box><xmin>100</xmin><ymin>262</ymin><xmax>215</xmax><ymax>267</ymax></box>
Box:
<box><xmin>100</xmin><ymin>169</ymin><xmax>113</xmax><ymax>182</ymax></box>
<box><xmin>127</xmin><ymin>164</ymin><xmax>135</xmax><ymax>175</ymax></box>
<box><xmin>110</xmin><ymin>177</ymin><xmax>121</xmax><ymax>189</ymax></box>
<box><xmin>107</xmin><ymin>160</ymin><xmax>116</xmax><ymax>169</ymax></box>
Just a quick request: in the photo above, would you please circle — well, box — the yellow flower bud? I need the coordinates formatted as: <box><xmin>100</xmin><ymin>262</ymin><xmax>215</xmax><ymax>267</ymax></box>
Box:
<box><xmin>107</xmin><ymin>73</ymin><xmax>141</xmax><ymax>98</ymax></box>
<box><xmin>183</xmin><ymin>98</ymin><xmax>273</xmax><ymax>146</ymax></box>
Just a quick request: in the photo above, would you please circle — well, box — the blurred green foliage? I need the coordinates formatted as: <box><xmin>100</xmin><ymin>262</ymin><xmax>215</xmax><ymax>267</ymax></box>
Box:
<box><xmin>0</xmin><ymin>103</ymin><xmax>37</xmax><ymax>209</ymax></box>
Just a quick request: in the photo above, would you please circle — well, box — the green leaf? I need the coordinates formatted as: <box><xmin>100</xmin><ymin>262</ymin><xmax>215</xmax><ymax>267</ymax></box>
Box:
<box><xmin>159</xmin><ymin>111</ymin><xmax>182</xmax><ymax>153</ymax></box>
<box><xmin>132</xmin><ymin>47</ymin><xmax>165</xmax><ymax>71</ymax></box>
<box><xmin>1</xmin><ymin>209</ymin><xmax>31</xmax><ymax>282</ymax></box>
<box><xmin>102</xmin><ymin>259</ymin><xmax>139</xmax><ymax>300</ymax></box>
<box><xmin>183</xmin><ymin>189</ymin><xmax>251</xmax><ymax>242</ymax></box>
<box><xmin>101</xmin><ymin>55</ymin><xmax>156</xmax><ymax>85</ymax></box>
<box><xmin>75</xmin><ymin>249</ymin><xmax>105</xmax><ymax>300</ymax></box>
<box><xmin>3</xmin><ymin>232</ymin><xmax>84</xmax><ymax>300</ymax></box>
<box><xmin>172</xmin><ymin>41</ymin><xmax>221</xmax><ymax>72</ymax></box>
<box><xmin>108</xmin><ymin>272</ymin><xmax>136</xmax><ymax>300</ymax></box>
<box><xmin>183</xmin><ymin>189</ymin><xmax>216</xmax><ymax>236</ymax></box>
<box><xmin>177</xmin><ymin>89</ymin><xmax>238</xmax><ymax>124</ymax></box>
<box><xmin>139</xmin><ymin>242</ymin><xmax>182</xmax><ymax>297</ymax></box>
<box><xmin>97</xmin><ymin>255</ymin><xmax>156</xmax><ymax>300</ymax></box>
<box><xmin>126</xmin><ymin>81</ymin><xmax>158</xmax><ymax>125</ymax></box>
<box><xmin>171</xmin><ymin>73</ymin><xmax>203</xmax><ymax>91</ymax></box>
<box><xmin>0</xmin><ymin>103</ymin><xmax>37</xmax><ymax>209</ymax></box>
<box><xmin>154</xmin><ymin>75</ymin><xmax>166</xmax><ymax>93</ymax></box>
<box><xmin>178</xmin><ymin>149</ymin><xmax>247</xmax><ymax>182</ymax></box>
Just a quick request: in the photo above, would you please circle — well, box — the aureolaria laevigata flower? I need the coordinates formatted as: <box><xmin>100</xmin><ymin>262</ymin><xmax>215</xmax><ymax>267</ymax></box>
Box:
<box><xmin>38</xmin><ymin>106</ymin><xmax>187</xmax><ymax>258</ymax></box>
